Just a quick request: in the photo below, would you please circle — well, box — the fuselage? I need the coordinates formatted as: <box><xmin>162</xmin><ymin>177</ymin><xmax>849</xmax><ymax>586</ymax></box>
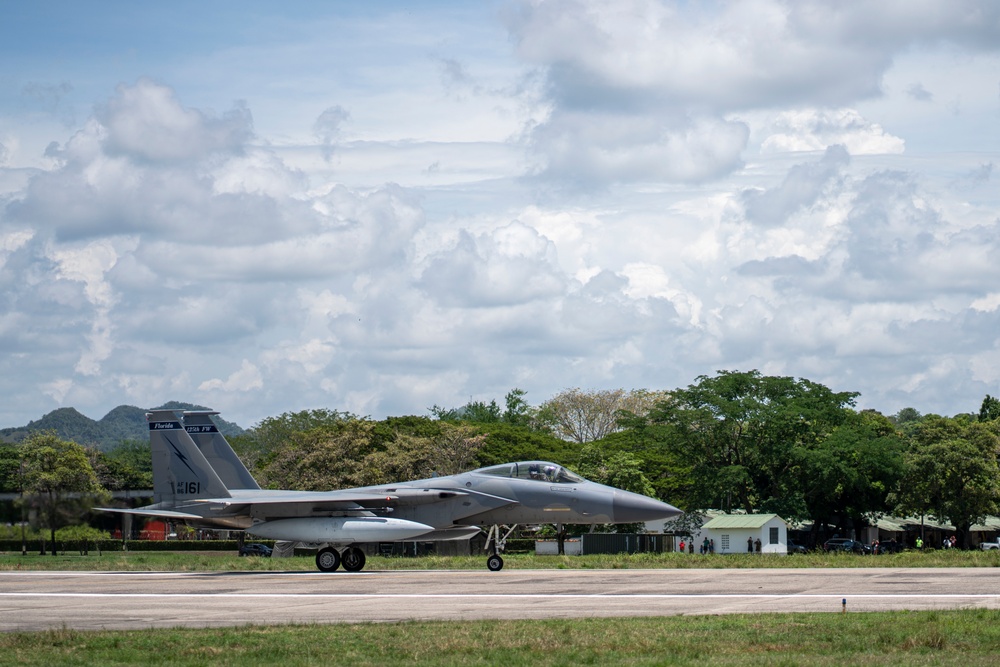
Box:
<box><xmin>147</xmin><ymin>460</ymin><xmax>681</xmax><ymax>535</ymax></box>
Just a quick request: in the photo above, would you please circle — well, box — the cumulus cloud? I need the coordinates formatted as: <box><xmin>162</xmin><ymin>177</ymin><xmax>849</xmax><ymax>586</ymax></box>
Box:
<box><xmin>198</xmin><ymin>359</ymin><xmax>264</xmax><ymax>392</ymax></box>
<box><xmin>530</xmin><ymin>111</ymin><xmax>748</xmax><ymax>184</ymax></box>
<box><xmin>313</xmin><ymin>105</ymin><xmax>350</xmax><ymax>160</ymax></box>
<box><xmin>743</xmin><ymin>145</ymin><xmax>850</xmax><ymax>226</ymax></box>
<box><xmin>2</xmin><ymin>2</ymin><xmax>1000</xmax><ymax>428</ymax></box>
<box><xmin>99</xmin><ymin>78</ymin><xmax>253</xmax><ymax>163</ymax></box>
<box><xmin>419</xmin><ymin>221</ymin><xmax>566</xmax><ymax>306</ymax></box>
<box><xmin>759</xmin><ymin>109</ymin><xmax>905</xmax><ymax>155</ymax></box>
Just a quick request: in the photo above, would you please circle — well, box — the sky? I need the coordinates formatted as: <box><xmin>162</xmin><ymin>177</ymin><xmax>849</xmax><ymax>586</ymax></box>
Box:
<box><xmin>1</xmin><ymin>1</ymin><xmax>999</xmax><ymax>429</ymax></box>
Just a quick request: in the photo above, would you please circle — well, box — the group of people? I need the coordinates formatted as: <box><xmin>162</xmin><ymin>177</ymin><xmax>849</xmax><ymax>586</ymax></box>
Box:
<box><xmin>676</xmin><ymin>537</ymin><xmax>717</xmax><ymax>554</ymax></box>
<box><xmin>675</xmin><ymin>536</ymin><xmax>763</xmax><ymax>554</ymax></box>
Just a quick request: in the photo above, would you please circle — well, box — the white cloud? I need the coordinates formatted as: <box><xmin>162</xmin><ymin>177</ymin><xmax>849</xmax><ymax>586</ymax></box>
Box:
<box><xmin>759</xmin><ymin>109</ymin><xmax>905</xmax><ymax>155</ymax></box>
<box><xmin>198</xmin><ymin>359</ymin><xmax>264</xmax><ymax>392</ymax></box>
<box><xmin>1</xmin><ymin>2</ymin><xmax>1000</xmax><ymax>428</ymax></box>
<box><xmin>99</xmin><ymin>78</ymin><xmax>253</xmax><ymax>163</ymax></box>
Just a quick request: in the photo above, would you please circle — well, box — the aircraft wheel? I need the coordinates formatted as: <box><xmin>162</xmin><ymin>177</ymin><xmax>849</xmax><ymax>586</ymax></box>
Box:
<box><xmin>486</xmin><ymin>554</ymin><xmax>504</xmax><ymax>571</ymax></box>
<box><xmin>342</xmin><ymin>547</ymin><xmax>366</xmax><ymax>572</ymax></box>
<box><xmin>316</xmin><ymin>547</ymin><xmax>341</xmax><ymax>572</ymax></box>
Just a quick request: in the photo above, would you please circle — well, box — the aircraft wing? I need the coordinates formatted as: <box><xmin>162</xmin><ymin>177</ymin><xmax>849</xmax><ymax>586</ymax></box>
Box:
<box><xmin>194</xmin><ymin>487</ymin><xmax>518</xmax><ymax>513</ymax></box>
<box><xmin>93</xmin><ymin>507</ymin><xmax>207</xmax><ymax>520</ymax></box>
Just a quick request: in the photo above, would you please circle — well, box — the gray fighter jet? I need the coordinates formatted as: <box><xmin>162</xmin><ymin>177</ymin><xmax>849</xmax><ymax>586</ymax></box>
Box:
<box><xmin>99</xmin><ymin>409</ymin><xmax>682</xmax><ymax>572</ymax></box>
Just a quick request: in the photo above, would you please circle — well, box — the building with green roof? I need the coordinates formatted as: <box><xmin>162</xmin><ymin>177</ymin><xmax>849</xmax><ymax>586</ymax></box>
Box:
<box><xmin>699</xmin><ymin>513</ymin><xmax>789</xmax><ymax>554</ymax></box>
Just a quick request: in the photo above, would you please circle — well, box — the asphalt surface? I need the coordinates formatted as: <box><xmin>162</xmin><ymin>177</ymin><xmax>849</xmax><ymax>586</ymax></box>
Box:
<box><xmin>2</xmin><ymin>567</ymin><xmax>1000</xmax><ymax>631</ymax></box>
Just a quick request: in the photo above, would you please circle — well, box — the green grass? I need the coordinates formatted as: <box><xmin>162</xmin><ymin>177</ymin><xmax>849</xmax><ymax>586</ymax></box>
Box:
<box><xmin>4</xmin><ymin>549</ymin><xmax>1000</xmax><ymax>665</ymax></box>
<box><xmin>2</xmin><ymin>611</ymin><xmax>1000</xmax><ymax>666</ymax></box>
<box><xmin>2</xmin><ymin>548</ymin><xmax>999</xmax><ymax>571</ymax></box>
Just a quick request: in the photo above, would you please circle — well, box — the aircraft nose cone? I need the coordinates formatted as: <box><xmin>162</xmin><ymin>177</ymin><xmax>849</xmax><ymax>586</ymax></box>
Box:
<box><xmin>612</xmin><ymin>490</ymin><xmax>683</xmax><ymax>523</ymax></box>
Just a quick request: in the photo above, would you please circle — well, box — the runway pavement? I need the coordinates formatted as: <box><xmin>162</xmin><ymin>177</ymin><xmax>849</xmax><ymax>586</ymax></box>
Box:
<box><xmin>2</xmin><ymin>567</ymin><xmax>1000</xmax><ymax>631</ymax></box>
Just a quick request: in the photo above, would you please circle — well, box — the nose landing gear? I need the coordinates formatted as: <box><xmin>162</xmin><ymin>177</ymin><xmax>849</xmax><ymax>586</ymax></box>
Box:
<box><xmin>484</xmin><ymin>524</ymin><xmax>517</xmax><ymax>571</ymax></box>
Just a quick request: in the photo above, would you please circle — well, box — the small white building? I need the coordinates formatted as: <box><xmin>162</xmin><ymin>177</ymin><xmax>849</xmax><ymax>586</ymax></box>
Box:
<box><xmin>699</xmin><ymin>514</ymin><xmax>789</xmax><ymax>554</ymax></box>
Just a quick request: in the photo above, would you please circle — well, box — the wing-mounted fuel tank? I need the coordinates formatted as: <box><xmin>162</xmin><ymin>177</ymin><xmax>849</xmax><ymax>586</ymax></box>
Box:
<box><xmin>246</xmin><ymin>517</ymin><xmax>433</xmax><ymax>544</ymax></box>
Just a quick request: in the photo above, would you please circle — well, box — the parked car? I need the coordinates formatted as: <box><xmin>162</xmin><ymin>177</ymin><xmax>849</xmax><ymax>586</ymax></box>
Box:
<box><xmin>874</xmin><ymin>539</ymin><xmax>903</xmax><ymax>555</ymax></box>
<box><xmin>822</xmin><ymin>538</ymin><xmax>867</xmax><ymax>554</ymax></box>
<box><xmin>980</xmin><ymin>539</ymin><xmax>1000</xmax><ymax>551</ymax></box>
<box><xmin>786</xmin><ymin>539</ymin><xmax>808</xmax><ymax>554</ymax></box>
<box><xmin>238</xmin><ymin>543</ymin><xmax>273</xmax><ymax>557</ymax></box>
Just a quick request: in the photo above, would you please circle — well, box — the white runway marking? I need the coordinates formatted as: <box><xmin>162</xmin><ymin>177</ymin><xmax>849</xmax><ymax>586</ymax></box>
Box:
<box><xmin>4</xmin><ymin>592</ymin><xmax>1000</xmax><ymax>600</ymax></box>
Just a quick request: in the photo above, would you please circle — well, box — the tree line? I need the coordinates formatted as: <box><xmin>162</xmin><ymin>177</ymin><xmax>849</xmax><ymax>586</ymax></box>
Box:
<box><xmin>3</xmin><ymin>371</ymin><xmax>1000</xmax><ymax>549</ymax></box>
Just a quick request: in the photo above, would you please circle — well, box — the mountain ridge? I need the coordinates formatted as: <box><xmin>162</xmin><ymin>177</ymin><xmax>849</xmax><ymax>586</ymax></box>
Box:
<box><xmin>0</xmin><ymin>402</ymin><xmax>246</xmax><ymax>450</ymax></box>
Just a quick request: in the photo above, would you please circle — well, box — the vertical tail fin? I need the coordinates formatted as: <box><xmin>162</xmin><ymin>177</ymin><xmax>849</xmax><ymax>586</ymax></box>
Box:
<box><xmin>148</xmin><ymin>409</ymin><xmax>231</xmax><ymax>504</ymax></box>
<box><xmin>183</xmin><ymin>411</ymin><xmax>260</xmax><ymax>490</ymax></box>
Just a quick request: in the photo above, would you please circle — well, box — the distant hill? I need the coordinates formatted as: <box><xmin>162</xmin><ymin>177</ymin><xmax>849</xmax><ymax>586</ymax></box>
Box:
<box><xmin>0</xmin><ymin>401</ymin><xmax>246</xmax><ymax>450</ymax></box>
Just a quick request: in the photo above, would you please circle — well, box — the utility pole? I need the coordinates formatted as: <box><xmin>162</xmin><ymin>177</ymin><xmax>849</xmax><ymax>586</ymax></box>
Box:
<box><xmin>19</xmin><ymin>460</ymin><xmax>26</xmax><ymax>556</ymax></box>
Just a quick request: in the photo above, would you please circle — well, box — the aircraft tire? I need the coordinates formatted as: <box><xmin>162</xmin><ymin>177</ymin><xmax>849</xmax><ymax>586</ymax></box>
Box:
<box><xmin>486</xmin><ymin>554</ymin><xmax>504</xmax><ymax>571</ymax></box>
<box><xmin>316</xmin><ymin>546</ymin><xmax>341</xmax><ymax>572</ymax></box>
<box><xmin>342</xmin><ymin>547</ymin><xmax>366</xmax><ymax>572</ymax></box>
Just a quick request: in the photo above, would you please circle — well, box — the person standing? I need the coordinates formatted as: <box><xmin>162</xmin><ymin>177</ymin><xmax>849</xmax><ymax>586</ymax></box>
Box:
<box><xmin>747</xmin><ymin>536</ymin><xmax>754</xmax><ymax>553</ymax></box>
<box><xmin>754</xmin><ymin>538</ymin><xmax>762</xmax><ymax>553</ymax></box>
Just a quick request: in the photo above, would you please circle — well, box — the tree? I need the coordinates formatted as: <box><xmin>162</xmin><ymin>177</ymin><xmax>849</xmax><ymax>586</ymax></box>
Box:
<box><xmin>576</xmin><ymin>445</ymin><xmax>655</xmax><ymax>498</ymax></box>
<box><xmin>644</xmin><ymin>370</ymin><xmax>859</xmax><ymax>516</ymax></box>
<box><xmin>979</xmin><ymin>395</ymin><xmax>1000</xmax><ymax>422</ymax></box>
<box><xmin>430</xmin><ymin>388</ymin><xmax>537</xmax><ymax>428</ymax></box>
<box><xmin>237</xmin><ymin>409</ymin><xmax>356</xmax><ymax>474</ymax></box>
<box><xmin>19</xmin><ymin>432</ymin><xmax>107</xmax><ymax>554</ymax></box>
<box><xmin>259</xmin><ymin>418</ymin><xmax>487</xmax><ymax>490</ymax></box>
<box><xmin>892</xmin><ymin>416</ymin><xmax>1000</xmax><ymax>548</ymax></box>
<box><xmin>539</xmin><ymin>388</ymin><xmax>667</xmax><ymax>443</ymax></box>
<box><xmin>88</xmin><ymin>440</ymin><xmax>153</xmax><ymax>491</ymax></box>
<box><xmin>793</xmin><ymin>410</ymin><xmax>905</xmax><ymax>538</ymax></box>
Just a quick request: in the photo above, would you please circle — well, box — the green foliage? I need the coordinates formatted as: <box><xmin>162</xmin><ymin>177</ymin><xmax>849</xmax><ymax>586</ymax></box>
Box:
<box><xmin>259</xmin><ymin>419</ymin><xmax>487</xmax><ymax>490</ymax></box>
<box><xmin>979</xmin><ymin>394</ymin><xmax>1000</xmax><ymax>422</ymax></box>
<box><xmin>471</xmin><ymin>423</ymin><xmax>579</xmax><ymax>467</ymax></box>
<box><xmin>576</xmin><ymin>444</ymin><xmax>655</xmax><ymax>497</ymax></box>
<box><xmin>892</xmin><ymin>415</ymin><xmax>1000</xmax><ymax>547</ymax></box>
<box><xmin>87</xmin><ymin>440</ymin><xmax>154</xmax><ymax>491</ymax></box>
<box><xmin>0</xmin><ymin>443</ymin><xmax>22</xmax><ymax>493</ymax></box>
<box><xmin>592</xmin><ymin>422</ymin><xmax>694</xmax><ymax>506</ymax></box>
<box><xmin>642</xmin><ymin>370</ymin><xmax>871</xmax><ymax>522</ymax></box>
<box><xmin>239</xmin><ymin>408</ymin><xmax>356</xmax><ymax>473</ymax></box>
<box><xmin>792</xmin><ymin>409</ymin><xmax>906</xmax><ymax>527</ymax></box>
<box><xmin>430</xmin><ymin>388</ymin><xmax>542</xmax><ymax>429</ymax></box>
<box><xmin>19</xmin><ymin>431</ymin><xmax>109</xmax><ymax>548</ymax></box>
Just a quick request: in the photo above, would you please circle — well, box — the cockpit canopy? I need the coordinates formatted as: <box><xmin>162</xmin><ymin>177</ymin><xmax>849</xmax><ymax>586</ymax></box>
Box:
<box><xmin>473</xmin><ymin>461</ymin><xmax>585</xmax><ymax>484</ymax></box>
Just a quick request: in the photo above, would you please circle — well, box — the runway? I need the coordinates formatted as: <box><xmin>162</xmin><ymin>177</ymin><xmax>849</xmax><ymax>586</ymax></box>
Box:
<box><xmin>2</xmin><ymin>567</ymin><xmax>1000</xmax><ymax>631</ymax></box>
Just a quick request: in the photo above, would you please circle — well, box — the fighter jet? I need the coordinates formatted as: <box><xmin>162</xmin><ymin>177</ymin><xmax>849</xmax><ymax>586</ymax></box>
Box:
<box><xmin>98</xmin><ymin>409</ymin><xmax>682</xmax><ymax>572</ymax></box>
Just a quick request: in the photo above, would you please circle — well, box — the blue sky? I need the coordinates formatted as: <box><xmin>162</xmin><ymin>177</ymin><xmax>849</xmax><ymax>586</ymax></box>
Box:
<box><xmin>1</xmin><ymin>1</ymin><xmax>999</xmax><ymax>428</ymax></box>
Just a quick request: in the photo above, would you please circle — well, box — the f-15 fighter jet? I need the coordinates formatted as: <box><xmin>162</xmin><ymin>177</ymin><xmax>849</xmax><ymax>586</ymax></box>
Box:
<box><xmin>99</xmin><ymin>409</ymin><xmax>682</xmax><ymax>572</ymax></box>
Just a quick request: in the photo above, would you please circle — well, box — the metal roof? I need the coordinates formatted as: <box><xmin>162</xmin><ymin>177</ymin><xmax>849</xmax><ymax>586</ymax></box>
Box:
<box><xmin>702</xmin><ymin>513</ymin><xmax>783</xmax><ymax>529</ymax></box>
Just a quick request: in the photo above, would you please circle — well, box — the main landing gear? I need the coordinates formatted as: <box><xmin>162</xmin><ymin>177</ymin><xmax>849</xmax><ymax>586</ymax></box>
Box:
<box><xmin>484</xmin><ymin>524</ymin><xmax>517</xmax><ymax>572</ymax></box>
<box><xmin>316</xmin><ymin>546</ymin><xmax>367</xmax><ymax>572</ymax></box>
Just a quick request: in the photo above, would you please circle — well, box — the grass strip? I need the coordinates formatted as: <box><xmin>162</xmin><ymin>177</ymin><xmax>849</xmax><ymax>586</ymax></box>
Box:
<box><xmin>2</xmin><ymin>610</ymin><xmax>1000</xmax><ymax>666</ymax></box>
<box><xmin>3</xmin><ymin>549</ymin><xmax>1000</xmax><ymax>571</ymax></box>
